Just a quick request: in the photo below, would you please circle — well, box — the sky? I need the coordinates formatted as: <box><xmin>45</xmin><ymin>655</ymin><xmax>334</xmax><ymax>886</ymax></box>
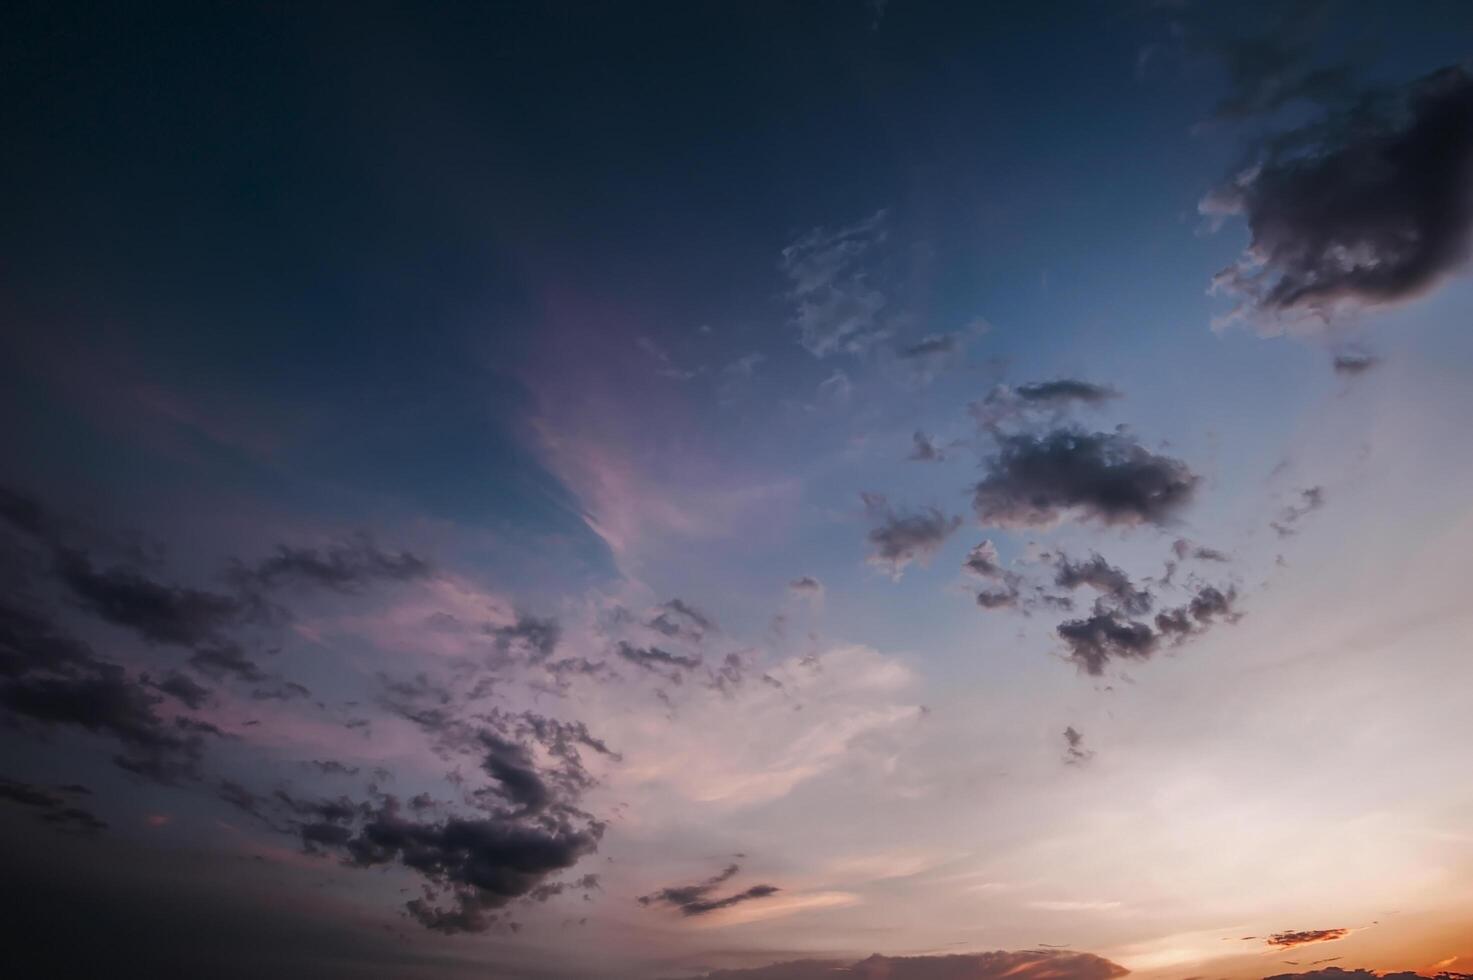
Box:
<box><xmin>3</xmin><ymin>2</ymin><xmax>1473</xmax><ymax>979</ymax></box>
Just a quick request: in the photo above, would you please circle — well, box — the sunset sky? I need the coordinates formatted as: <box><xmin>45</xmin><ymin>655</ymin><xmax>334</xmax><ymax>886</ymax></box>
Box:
<box><xmin>4</xmin><ymin>3</ymin><xmax>1473</xmax><ymax>979</ymax></box>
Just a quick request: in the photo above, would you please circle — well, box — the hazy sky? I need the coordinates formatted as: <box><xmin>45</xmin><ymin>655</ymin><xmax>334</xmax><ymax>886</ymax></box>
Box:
<box><xmin>4</xmin><ymin>3</ymin><xmax>1473</xmax><ymax>979</ymax></box>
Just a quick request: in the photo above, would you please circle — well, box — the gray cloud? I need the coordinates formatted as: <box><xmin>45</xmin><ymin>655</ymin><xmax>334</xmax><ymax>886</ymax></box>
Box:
<box><xmin>1332</xmin><ymin>350</ymin><xmax>1380</xmax><ymax>375</ymax></box>
<box><xmin>780</xmin><ymin>210</ymin><xmax>891</xmax><ymax>357</ymax></box>
<box><xmin>233</xmin><ymin>536</ymin><xmax>430</xmax><ymax>594</ymax></box>
<box><xmin>647</xmin><ymin>599</ymin><xmax>716</xmax><ymax>643</ymax></box>
<box><xmin>862</xmin><ymin>493</ymin><xmax>962</xmax><ymax>578</ymax></box>
<box><xmin>638</xmin><ymin>862</ymin><xmax>780</xmax><ymax>917</ymax></box>
<box><xmin>1063</xmin><ymin>726</ymin><xmax>1094</xmax><ymax>766</ymax></box>
<box><xmin>1054</xmin><ymin>553</ymin><xmax>1153</xmax><ymax>616</ymax></box>
<box><xmin>0</xmin><ymin>776</ymin><xmax>107</xmax><ymax>834</ymax></box>
<box><xmin>1272</xmin><ymin>486</ymin><xmax>1325</xmax><ymax>537</ymax></box>
<box><xmin>1057</xmin><ymin>612</ymin><xmax>1159</xmax><ymax>676</ymax></box>
<box><xmin>1154</xmin><ymin>586</ymin><xmax>1241</xmax><ymax>641</ymax></box>
<box><xmin>908</xmin><ymin>431</ymin><xmax>946</xmax><ymax>463</ymax></box>
<box><xmin>974</xmin><ymin>429</ymin><xmax>1198</xmax><ymax>529</ymax></box>
<box><xmin>1207</xmin><ymin>66</ymin><xmax>1473</xmax><ymax>326</ymax></box>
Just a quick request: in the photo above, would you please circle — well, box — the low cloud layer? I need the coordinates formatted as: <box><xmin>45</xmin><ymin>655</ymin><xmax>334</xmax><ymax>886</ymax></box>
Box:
<box><xmin>684</xmin><ymin>949</ymin><xmax>1129</xmax><ymax>980</ymax></box>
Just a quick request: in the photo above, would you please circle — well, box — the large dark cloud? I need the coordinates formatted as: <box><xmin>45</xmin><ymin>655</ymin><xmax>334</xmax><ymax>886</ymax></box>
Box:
<box><xmin>319</xmin><ymin>798</ymin><xmax>602</xmax><ymax>934</ymax></box>
<box><xmin>0</xmin><ymin>776</ymin><xmax>106</xmax><ymax>834</ymax></box>
<box><xmin>0</xmin><ymin>597</ymin><xmax>220</xmax><ymax>782</ymax></box>
<box><xmin>1207</xmin><ymin>65</ymin><xmax>1473</xmax><ymax>325</ymax></box>
<box><xmin>862</xmin><ymin>493</ymin><xmax>962</xmax><ymax>577</ymax></box>
<box><xmin>232</xmin><ymin>537</ymin><xmax>430</xmax><ymax>594</ymax></box>
<box><xmin>683</xmin><ymin>949</ymin><xmax>1129</xmax><ymax>980</ymax></box>
<box><xmin>974</xmin><ymin>429</ymin><xmax>1198</xmax><ymax>529</ymax></box>
<box><xmin>54</xmin><ymin>548</ymin><xmax>252</xmax><ymax>648</ymax></box>
<box><xmin>638</xmin><ymin>862</ymin><xmax>780</xmax><ymax>917</ymax></box>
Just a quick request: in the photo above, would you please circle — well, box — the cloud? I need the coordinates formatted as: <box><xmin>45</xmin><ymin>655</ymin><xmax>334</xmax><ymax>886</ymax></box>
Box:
<box><xmin>682</xmin><ymin>949</ymin><xmax>1129</xmax><ymax>980</ymax></box>
<box><xmin>908</xmin><ymin>431</ymin><xmax>947</xmax><ymax>462</ymax></box>
<box><xmin>1058</xmin><ymin>580</ymin><xmax>1240</xmax><ymax>675</ymax></box>
<box><xmin>615</xmin><ymin>641</ymin><xmax>702</xmax><ymax>679</ymax></box>
<box><xmin>0</xmin><ymin>598</ymin><xmax>219</xmax><ymax>782</ymax></box>
<box><xmin>638</xmin><ymin>862</ymin><xmax>780</xmax><ymax>916</ymax></box>
<box><xmin>971</xmin><ymin>380</ymin><xmax>1120</xmax><ymax>431</ymax></box>
<box><xmin>490</xmin><ymin>613</ymin><xmax>562</xmax><ymax>663</ymax></box>
<box><xmin>1172</xmin><ymin>539</ymin><xmax>1230</xmax><ymax>563</ymax></box>
<box><xmin>232</xmin><ymin>536</ymin><xmax>430</xmax><ymax>594</ymax></box>
<box><xmin>646</xmin><ymin>598</ymin><xmax>717</xmax><ymax>643</ymax></box>
<box><xmin>1057</xmin><ymin>611</ymin><xmax>1159</xmax><ymax>676</ymax></box>
<box><xmin>1267</xmin><ymin>929</ymin><xmax>1350</xmax><ymax>949</ymax></box>
<box><xmin>862</xmin><ymin>493</ymin><xmax>963</xmax><ymax>578</ymax></box>
<box><xmin>1332</xmin><ymin>350</ymin><xmax>1380</xmax><ymax>375</ymax></box>
<box><xmin>897</xmin><ymin>332</ymin><xmax>968</xmax><ymax>383</ymax></box>
<box><xmin>1272</xmin><ymin>486</ymin><xmax>1326</xmax><ymax>537</ymax></box>
<box><xmin>149</xmin><ymin>670</ymin><xmax>213</xmax><ymax>709</ymax></box>
<box><xmin>54</xmin><ymin>548</ymin><xmax>252</xmax><ymax>648</ymax></box>
<box><xmin>780</xmin><ymin>210</ymin><xmax>891</xmax><ymax>357</ymax></box>
<box><xmin>973</xmin><ymin>429</ymin><xmax>1198</xmax><ymax>529</ymax></box>
<box><xmin>788</xmin><ymin>576</ymin><xmax>825</xmax><ymax>601</ymax></box>
<box><xmin>1063</xmin><ymin>725</ymin><xmax>1094</xmax><ymax>766</ymax></box>
<box><xmin>0</xmin><ymin>776</ymin><xmax>107</xmax><ymax>834</ymax></box>
<box><xmin>1206</xmin><ymin>66</ymin><xmax>1473</xmax><ymax>327</ymax></box>
<box><xmin>1265</xmin><ymin>970</ymin><xmax>1470</xmax><ymax>980</ymax></box>
<box><xmin>1154</xmin><ymin>586</ymin><xmax>1241</xmax><ymax>641</ymax></box>
<box><xmin>1054</xmin><ymin>553</ymin><xmax>1153</xmax><ymax>616</ymax></box>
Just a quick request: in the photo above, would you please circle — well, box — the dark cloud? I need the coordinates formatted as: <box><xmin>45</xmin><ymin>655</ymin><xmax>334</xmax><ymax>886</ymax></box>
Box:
<box><xmin>1014</xmin><ymin>380</ymin><xmax>1120</xmax><ymax>406</ymax></box>
<box><xmin>638</xmin><ymin>862</ymin><xmax>780</xmax><ymax>917</ymax></box>
<box><xmin>897</xmin><ymin>332</ymin><xmax>968</xmax><ymax>383</ymax></box>
<box><xmin>1172</xmin><ymin>539</ymin><xmax>1230</xmax><ymax>563</ymax></box>
<box><xmin>1054</xmin><ymin>554</ymin><xmax>1153</xmax><ymax>616</ymax></box>
<box><xmin>683</xmin><ymin>949</ymin><xmax>1130</xmax><ymax>980</ymax></box>
<box><xmin>0</xmin><ymin>776</ymin><xmax>107</xmax><ymax>834</ymax></box>
<box><xmin>1332</xmin><ymin>350</ymin><xmax>1380</xmax><ymax>375</ymax></box>
<box><xmin>1207</xmin><ymin>66</ymin><xmax>1473</xmax><ymax>325</ymax></box>
<box><xmin>1267</xmin><ymin>929</ymin><xmax>1350</xmax><ymax>949</ymax></box>
<box><xmin>970</xmin><ymin>380</ymin><xmax>1120</xmax><ymax>431</ymax></box>
<box><xmin>963</xmin><ymin>540</ymin><xmax>1006</xmax><ymax>579</ymax></box>
<box><xmin>1154</xmin><ymin>586</ymin><xmax>1241</xmax><ymax>641</ymax></box>
<box><xmin>615</xmin><ymin>642</ymin><xmax>701</xmax><ymax>678</ymax></box>
<box><xmin>1205</xmin><ymin>4</ymin><xmax>1353</xmax><ymax>122</ymax></box>
<box><xmin>309</xmin><ymin>760</ymin><xmax>360</xmax><ymax>777</ymax></box>
<box><xmin>478</xmin><ymin>733</ymin><xmax>554</xmax><ymax>814</ymax></box>
<box><xmin>54</xmin><ymin>548</ymin><xmax>252</xmax><ymax>648</ymax></box>
<box><xmin>1272</xmin><ymin>486</ymin><xmax>1326</xmax><ymax>537</ymax></box>
<box><xmin>233</xmin><ymin>536</ymin><xmax>430</xmax><ymax>594</ymax></box>
<box><xmin>1063</xmin><ymin>726</ymin><xmax>1094</xmax><ymax>766</ymax></box>
<box><xmin>489</xmin><ymin>614</ymin><xmax>561</xmax><ymax>663</ymax></box>
<box><xmin>780</xmin><ymin>210</ymin><xmax>891</xmax><ymax>357</ymax></box>
<box><xmin>1057</xmin><ymin>612</ymin><xmax>1159</xmax><ymax>676</ymax></box>
<box><xmin>862</xmin><ymin>493</ymin><xmax>962</xmax><ymax>577</ymax></box>
<box><xmin>908</xmin><ymin>431</ymin><xmax>947</xmax><ymax>463</ymax></box>
<box><xmin>189</xmin><ymin>643</ymin><xmax>268</xmax><ymax>683</ymax></box>
<box><xmin>150</xmin><ymin>670</ymin><xmax>213</xmax><ymax>710</ymax></box>
<box><xmin>0</xmin><ymin>599</ymin><xmax>218</xmax><ymax>782</ymax></box>
<box><xmin>323</xmin><ymin>799</ymin><xmax>603</xmax><ymax>934</ymax></box>
<box><xmin>647</xmin><ymin>599</ymin><xmax>716</xmax><ymax>643</ymax></box>
<box><xmin>973</xmin><ymin>429</ymin><xmax>1198</xmax><ymax>529</ymax></box>
<box><xmin>976</xmin><ymin>588</ymin><xmax>1020</xmax><ymax>610</ymax></box>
